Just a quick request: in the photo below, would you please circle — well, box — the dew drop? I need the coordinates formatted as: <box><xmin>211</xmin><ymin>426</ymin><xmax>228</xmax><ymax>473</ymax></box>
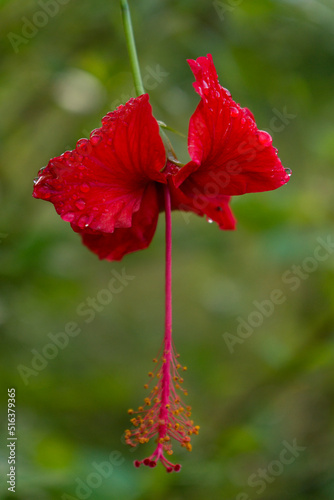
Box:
<box><xmin>77</xmin><ymin>215</ymin><xmax>89</xmax><ymax>228</ymax></box>
<box><xmin>62</xmin><ymin>212</ymin><xmax>75</xmax><ymax>222</ymax></box>
<box><xmin>285</xmin><ymin>168</ymin><xmax>292</xmax><ymax>177</ymax></box>
<box><xmin>75</xmin><ymin>199</ymin><xmax>86</xmax><ymax>210</ymax></box>
<box><xmin>101</xmin><ymin>116</ymin><xmax>110</xmax><ymax>126</ymax></box>
<box><xmin>230</xmin><ymin>106</ymin><xmax>239</xmax><ymax>118</ymax></box>
<box><xmin>257</xmin><ymin>131</ymin><xmax>272</xmax><ymax>147</ymax></box>
<box><xmin>207</xmin><ymin>218</ymin><xmax>213</xmax><ymax>224</ymax></box>
<box><xmin>80</xmin><ymin>183</ymin><xmax>90</xmax><ymax>193</ymax></box>
<box><xmin>90</xmin><ymin>134</ymin><xmax>102</xmax><ymax>146</ymax></box>
<box><xmin>76</xmin><ymin>138</ymin><xmax>91</xmax><ymax>156</ymax></box>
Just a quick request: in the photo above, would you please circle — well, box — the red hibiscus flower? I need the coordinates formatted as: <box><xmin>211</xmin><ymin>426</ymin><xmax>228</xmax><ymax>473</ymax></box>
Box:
<box><xmin>33</xmin><ymin>54</ymin><xmax>289</xmax><ymax>261</ymax></box>
<box><xmin>33</xmin><ymin>54</ymin><xmax>290</xmax><ymax>472</ymax></box>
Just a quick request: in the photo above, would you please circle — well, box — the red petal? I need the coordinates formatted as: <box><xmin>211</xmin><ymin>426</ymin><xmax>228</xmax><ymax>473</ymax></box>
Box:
<box><xmin>175</xmin><ymin>54</ymin><xmax>290</xmax><ymax>197</ymax></box>
<box><xmin>72</xmin><ymin>183</ymin><xmax>160</xmax><ymax>261</ymax></box>
<box><xmin>33</xmin><ymin>94</ymin><xmax>166</xmax><ymax>233</ymax></box>
<box><xmin>168</xmin><ymin>171</ymin><xmax>236</xmax><ymax>230</ymax></box>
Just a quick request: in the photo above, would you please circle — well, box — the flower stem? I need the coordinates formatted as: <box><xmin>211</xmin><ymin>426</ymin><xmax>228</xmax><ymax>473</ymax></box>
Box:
<box><xmin>160</xmin><ymin>185</ymin><xmax>173</xmax><ymax>429</ymax></box>
<box><xmin>164</xmin><ymin>185</ymin><xmax>172</xmax><ymax>348</ymax></box>
<box><xmin>120</xmin><ymin>0</ymin><xmax>145</xmax><ymax>96</ymax></box>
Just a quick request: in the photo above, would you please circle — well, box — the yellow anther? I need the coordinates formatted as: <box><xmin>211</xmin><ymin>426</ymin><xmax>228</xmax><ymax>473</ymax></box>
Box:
<box><xmin>144</xmin><ymin>384</ymin><xmax>148</xmax><ymax>389</ymax></box>
<box><xmin>166</xmin><ymin>450</ymin><xmax>173</xmax><ymax>455</ymax></box>
<box><xmin>127</xmin><ymin>409</ymin><xmax>134</xmax><ymax>414</ymax></box>
<box><xmin>148</xmin><ymin>372</ymin><xmax>154</xmax><ymax>377</ymax></box>
<box><xmin>183</xmin><ymin>366</ymin><xmax>187</xmax><ymax>371</ymax></box>
<box><xmin>137</xmin><ymin>406</ymin><xmax>143</xmax><ymax>412</ymax></box>
<box><xmin>144</xmin><ymin>398</ymin><xmax>151</xmax><ymax>406</ymax></box>
<box><xmin>186</xmin><ymin>443</ymin><xmax>192</xmax><ymax>452</ymax></box>
<box><xmin>176</xmin><ymin>364</ymin><xmax>181</xmax><ymax>369</ymax></box>
<box><xmin>165</xmin><ymin>404</ymin><xmax>170</xmax><ymax>409</ymax></box>
<box><xmin>153</xmin><ymin>358</ymin><xmax>158</xmax><ymax>363</ymax></box>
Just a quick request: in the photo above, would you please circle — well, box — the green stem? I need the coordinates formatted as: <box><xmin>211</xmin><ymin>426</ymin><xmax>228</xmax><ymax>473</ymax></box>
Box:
<box><xmin>120</xmin><ymin>0</ymin><xmax>145</xmax><ymax>96</ymax></box>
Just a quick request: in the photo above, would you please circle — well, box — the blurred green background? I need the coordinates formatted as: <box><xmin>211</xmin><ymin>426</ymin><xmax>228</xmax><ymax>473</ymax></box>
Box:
<box><xmin>1</xmin><ymin>0</ymin><xmax>334</xmax><ymax>498</ymax></box>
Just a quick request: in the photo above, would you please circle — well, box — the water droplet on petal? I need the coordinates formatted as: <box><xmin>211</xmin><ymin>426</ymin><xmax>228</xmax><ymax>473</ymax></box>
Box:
<box><xmin>207</xmin><ymin>218</ymin><xmax>213</xmax><ymax>224</ymax></box>
<box><xmin>76</xmin><ymin>138</ymin><xmax>91</xmax><ymax>156</ymax></box>
<box><xmin>77</xmin><ymin>215</ymin><xmax>89</xmax><ymax>228</ymax></box>
<box><xmin>285</xmin><ymin>168</ymin><xmax>292</xmax><ymax>177</ymax></box>
<box><xmin>101</xmin><ymin>116</ymin><xmax>110</xmax><ymax>126</ymax></box>
<box><xmin>62</xmin><ymin>212</ymin><xmax>75</xmax><ymax>222</ymax></box>
<box><xmin>241</xmin><ymin>117</ymin><xmax>246</xmax><ymax>125</ymax></box>
<box><xmin>80</xmin><ymin>183</ymin><xmax>90</xmax><ymax>193</ymax></box>
<box><xmin>75</xmin><ymin>199</ymin><xmax>86</xmax><ymax>210</ymax></box>
<box><xmin>90</xmin><ymin>134</ymin><xmax>102</xmax><ymax>146</ymax></box>
<box><xmin>230</xmin><ymin>107</ymin><xmax>239</xmax><ymax>118</ymax></box>
<box><xmin>257</xmin><ymin>131</ymin><xmax>273</xmax><ymax>147</ymax></box>
<box><xmin>223</xmin><ymin>87</ymin><xmax>232</xmax><ymax>97</ymax></box>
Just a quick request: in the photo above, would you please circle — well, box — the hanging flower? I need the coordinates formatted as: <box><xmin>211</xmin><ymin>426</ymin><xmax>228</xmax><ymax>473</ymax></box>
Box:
<box><xmin>33</xmin><ymin>54</ymin><xmax>289</xmax><ymax>261</ymax></box>
<box><xmin>33</xmin><ymin>54</ymin><xmax>290</xmax><ymax>472</ymax></box>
